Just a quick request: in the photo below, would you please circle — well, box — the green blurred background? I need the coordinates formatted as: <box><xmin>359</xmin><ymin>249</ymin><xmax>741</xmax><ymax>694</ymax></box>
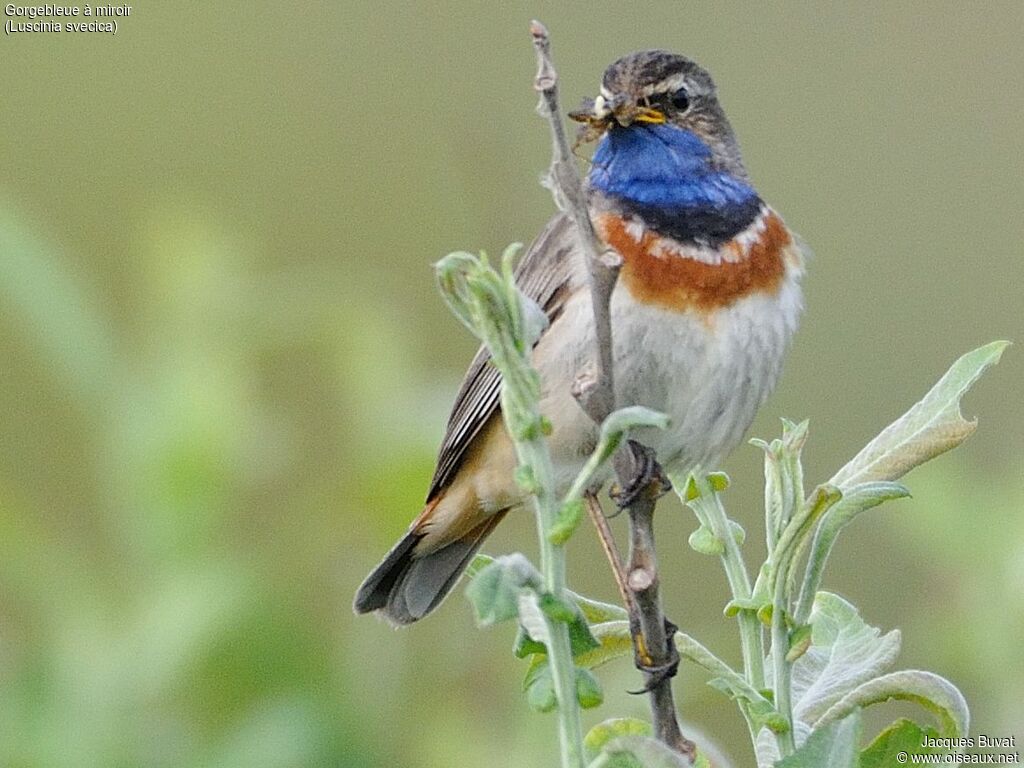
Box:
<box><xmin>2</xmin><ymin>2</ymin><xmax>1021</xmax><ymax>766</ymax></box>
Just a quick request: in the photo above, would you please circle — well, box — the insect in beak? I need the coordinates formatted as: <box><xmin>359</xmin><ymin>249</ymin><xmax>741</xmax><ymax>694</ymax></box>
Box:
<box><xmin>569</xmin><ymin>95</ymin><xmax>665</xmax><ymax>128</ymax></box>
<box><xmin>569</xmin><ymin>94</ymin><xmax>665</xmax><ymax>150</ymax></box>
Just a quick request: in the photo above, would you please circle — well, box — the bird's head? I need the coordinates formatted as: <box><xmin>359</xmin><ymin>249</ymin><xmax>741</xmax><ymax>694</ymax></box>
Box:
<box><xmin>570</xmin><ymin>50</ymin><xmax>748</xmax><ymax>180</ymax></box>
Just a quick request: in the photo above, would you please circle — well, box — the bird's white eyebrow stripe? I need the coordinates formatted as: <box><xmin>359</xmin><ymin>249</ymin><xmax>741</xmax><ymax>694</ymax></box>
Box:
<box><xmin>600</xmin><ymin>72</ymin><xmax>702</xmax><ymax>103</ymax></box>
<box><xmin>642</xmin><ymin>73</ymin><xmax>691</xmax><ymax>98</ymax></box>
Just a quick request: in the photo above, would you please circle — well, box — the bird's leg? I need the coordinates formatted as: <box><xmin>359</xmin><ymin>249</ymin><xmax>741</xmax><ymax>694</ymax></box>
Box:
<box><xmin>584</xmin><ymin>492</ymin><xmax>637</xmax><ymax>619</ymax></box>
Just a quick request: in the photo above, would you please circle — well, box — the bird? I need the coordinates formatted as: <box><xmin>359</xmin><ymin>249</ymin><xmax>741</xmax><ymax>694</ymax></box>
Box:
<box><xmin>354</xmin><ymin>49</ymin><xmax>805</xmax><ymax>626</ymax></box>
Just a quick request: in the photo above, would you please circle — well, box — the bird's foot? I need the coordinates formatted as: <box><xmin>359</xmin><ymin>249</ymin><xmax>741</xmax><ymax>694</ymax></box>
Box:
<box><xmin>609</xmin><ymin>439</ymin><xmax>672</xmax><ymax>510</ymax></box>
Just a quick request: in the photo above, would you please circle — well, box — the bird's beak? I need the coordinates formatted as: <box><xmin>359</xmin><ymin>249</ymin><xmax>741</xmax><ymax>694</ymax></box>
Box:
<box><xmin>569</xmin><ymin>93</ymin><xmax>664</xmax><ymax>128</ymax></box>
<box><xmin>619</xmin><ymin>105</ymin><xmax>666</xmax><ymax>126</ymax></box>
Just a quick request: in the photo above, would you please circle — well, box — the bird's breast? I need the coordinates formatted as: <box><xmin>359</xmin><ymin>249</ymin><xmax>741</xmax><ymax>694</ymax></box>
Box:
<box><xmin>594</xmin><ymin>207</ymin><xmax>799</xmax><ymax>314</ymax></box>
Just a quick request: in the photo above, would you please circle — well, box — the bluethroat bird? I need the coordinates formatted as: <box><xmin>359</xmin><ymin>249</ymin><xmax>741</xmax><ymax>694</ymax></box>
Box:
<box><xmin>355</xmin><ymin>50</ymin><xmax>805</xmax><ymax>625</ymax></box>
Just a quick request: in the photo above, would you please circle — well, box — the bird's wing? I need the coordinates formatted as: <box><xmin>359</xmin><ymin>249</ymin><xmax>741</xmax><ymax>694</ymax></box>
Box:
<box><xmin>426</xmin><ymin>213</ymin><xmax>580</xmax><ymax>500</ymax></box>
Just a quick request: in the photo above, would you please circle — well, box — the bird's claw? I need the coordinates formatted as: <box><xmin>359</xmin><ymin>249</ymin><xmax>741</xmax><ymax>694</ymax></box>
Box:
<box><xmin>627</xmin><ymin>618</ymin><xmax>680</xmax><ymax>694</ymax></box>
<box><xmin>609</xmin><ymin>440</ymin><xmax>671</xmax><ymax>510</ymax></box>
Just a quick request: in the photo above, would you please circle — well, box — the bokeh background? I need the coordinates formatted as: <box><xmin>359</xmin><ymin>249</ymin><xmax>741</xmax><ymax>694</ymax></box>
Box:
<box><xmin>2</xmin><ymin>2</ymin><xmax>1022</xmax><ymax>766</ymax></box>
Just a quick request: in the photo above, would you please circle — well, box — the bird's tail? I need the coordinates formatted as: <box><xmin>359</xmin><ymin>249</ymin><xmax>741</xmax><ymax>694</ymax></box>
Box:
<box><xmin>353</xmin><ymin>508</ymin><xmax>507</xmax><ymax>626</ymax></box>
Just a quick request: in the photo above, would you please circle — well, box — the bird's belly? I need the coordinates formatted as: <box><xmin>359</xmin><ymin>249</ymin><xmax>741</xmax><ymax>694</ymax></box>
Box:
<box><xmin>533</xmin><ymin>270</ymin><xmax>801</xmax><ymax>488</ymax></box>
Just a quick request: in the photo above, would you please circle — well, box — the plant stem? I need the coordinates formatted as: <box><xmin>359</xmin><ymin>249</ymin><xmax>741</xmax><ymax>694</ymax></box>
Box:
<box><xmin>506</xmin><ymin>354</ymin><xmax>585</xmax><ymax>768</ymax></box>
<box><xmin>770</xmin><ymin>574</ymin><xmax>796</xmax><ymax>756</ymax></box>
<box><xmin>529</xmin><ymin>20</ymin><xmax>691</xmax><ymax>760</ymax></box>
<box><xmin>693</xmin><ymin>474</ymin><xmax>765</xmax><ymax>689</ymax></box>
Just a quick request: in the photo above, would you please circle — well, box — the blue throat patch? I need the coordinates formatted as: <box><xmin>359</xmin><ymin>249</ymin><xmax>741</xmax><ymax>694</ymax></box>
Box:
<box><xmin>590</xmin><ymin>124</ymin><xmax>761</xmax><ymax>246</ymax></box>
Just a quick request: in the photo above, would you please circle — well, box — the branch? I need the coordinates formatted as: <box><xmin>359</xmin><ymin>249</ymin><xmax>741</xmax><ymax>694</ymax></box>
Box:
<box><xmin>529</xmin><ymin>19</ymin><xmax>620</xmax><ymax>422</ymax></box>
<box><xmin>530</xmin><ymin>20</ymin><xmax>695</xmax><ymax>762</ymax></box>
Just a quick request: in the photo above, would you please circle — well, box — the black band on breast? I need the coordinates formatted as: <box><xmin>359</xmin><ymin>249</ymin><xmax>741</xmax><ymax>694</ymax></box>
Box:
<box><xmin>615</xmin><ymin>195</ymin><xmax>763</xmax><ymax>248</ymax></box>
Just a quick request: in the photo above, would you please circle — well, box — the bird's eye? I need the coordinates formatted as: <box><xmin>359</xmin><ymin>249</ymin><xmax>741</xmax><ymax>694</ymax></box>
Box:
<box><xmin>669</xmin><ymin>88</ymin><xmax>690</xmax><ymax>111</ymax></box>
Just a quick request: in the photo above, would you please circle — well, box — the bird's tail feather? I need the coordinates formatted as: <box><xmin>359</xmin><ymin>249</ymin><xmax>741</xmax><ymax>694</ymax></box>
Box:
<box><xmin>353</xmin><ymin>511</ymin><xmax>506</xmax><ymax>626</ymax></box>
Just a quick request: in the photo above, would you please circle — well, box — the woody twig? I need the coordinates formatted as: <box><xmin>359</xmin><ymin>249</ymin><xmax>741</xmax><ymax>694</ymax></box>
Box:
<box><xmin>529</xmin><ymin>20</ymin><xmax>695</xmax><ymax>762</ymax></box>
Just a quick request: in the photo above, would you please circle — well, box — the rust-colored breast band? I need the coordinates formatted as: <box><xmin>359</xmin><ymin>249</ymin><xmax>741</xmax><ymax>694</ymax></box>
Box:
<box><xmin>596</xmin><ymin>212</ymin><xmax>791</xmax><ymax>313</ymax></box>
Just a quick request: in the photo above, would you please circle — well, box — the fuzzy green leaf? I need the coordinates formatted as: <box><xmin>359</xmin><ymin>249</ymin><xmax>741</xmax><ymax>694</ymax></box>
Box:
<box><xmin>575</xmin><ymin>667</ymin><xmax>604</xmax><ymax>709</ymax></box>
<box><xmin>525</xmin><ymin>663</ymin><xmax>557</xmax><ymax>713</ymax></box>
<box><xmin>584</xmin><ymin>718</ymin><xmax>652</xmax><ymax>761</ymax></box>
<box><xmin>859</xmin><ymin>719</ymin><xmax>943</xmax><ymax>768</ymax></box>
<box><xmin>830</xmin><ymin>341</ymin><xmax>1008</xmax><ymax>491</ymax></box>
<box><xmin>589</xmin><ymin>736</ymin><xmax>692</xmax><ymax>768</ymax></box>
<box><xmin>516</xmin><ymin>590</ymin><xmax>551</xmax><ymax>646</ymax></box>
<box><xmin>688</xmin><ymin>524</ymin><xmax>725</xmax><ymax>555</ymax></box>
<box><xmin>599</xmin><ymin>406</ymin><xmax>671</xmax><ymax>446</ymax></box>
<box><xmin>575</xmin><ymin>594</ymin><xmax>630</xmax><ymax>624</ymax></box>
<box><xmin>729</xmin><ymin>519</ymin><xmax>746</xmax><ymax>546</ymax></box>
<box><xmin>786</xmin><ymin>623</ymin><xmax>813</xmax><ymax>663</ymax></box>
<box><xmin>549</xmin><ymin>498</ymin><xmax>585</xmax><ymax>545</ymax></box>
<box><xmin>795</xmin><ymin>481</ymin><xmax>911</xmax><ymax>624</ymax></box>
<box><xmin>513</xmin><ymin>625</ymin><xmax>547</xmax><ymax>658</ymax></box>
<box><xmin>672</xmin><ymin>629</ymin><xmax>781</xmax><ymax>726</ymax></box>
<box><xmin>816</xmin><ymin>669</ymin><xmax>969</xmax><ymax>738</ymax></box>
<box><xmin>774</xmin><ymin>711</ymin><xmax>861</xmax><ymax>768</ymax></box>
<box><xmin>464</xmin><ymin>554</ymin><xmax>542</xmax><ymax>626</ymax></box>
<box><xmin>790</xmin><ymin>592</ymin><xmax>902</xmax><ymax>725</ymax></box>
<box><xmin>468</xmin><ymin>554</ymin><xmax>626</xmax><ymax>624</ymax></box>
<box><xmin>568</xmin><ymin>619</ymin><xmax>780</xmax><ymax>731</ymax></box>
<box><xmin>570</xmin><ymin>621</ymin><xmax>634</xmax><ymax>670</ymax></box>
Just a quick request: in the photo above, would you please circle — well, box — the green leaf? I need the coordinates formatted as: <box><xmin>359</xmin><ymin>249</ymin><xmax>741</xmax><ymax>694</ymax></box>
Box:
<box><xmin>774</xmin><ymin>483</ymin><xmax>841</xmax><ymax>569</ymax></box>
<box><xmin>775</xmin><ymin>711</ymin><xmax>861</xmax><ymax>768</ymax></box>
<box><xmin>816</xmin><ymin>669</ymin><xmax>969</xmax><ymax>739</ymax></box>
<box><xmin>790</xmin><ymin>592</ymin><xmax>902</xmax><ymax>726</ymax></box>
<box><xmin>558</xmin><ymin>405</ymin><xmax>670</xmax><ymax>544</ymax></box>
<box><xmin>570</xmin><ymin>620</ymin><xmax>770</xmax><ymax>707</ymax></box>
<box><xmin>574</xmin><ymin>594</ymin><xmax>629</xmax><ymax>624</ymax></box>
<box><xmin>729</xmin><ymin>519</ymin><xmax>746</xmax><ymax>545</ymax></box>
<box><xmin>755</xmin><ymin>721</ymin><xmax>812</xmax><ymax>767</ymax></box>
<box><xmin>516</xmin><ymin>590</ymin><xmax>551</xmax><ymax>646</ymax></box>
<box><xmin>536</xmin><ymin>592</ymin><xmax>601</xmax><ymax>655</ymax></box>
<box><xmin>464</xmin><ymin>554</ymin><xmax>542</xmax><ymax>626</ymax></box>
<box><xmin>469</xmin><ymin>556</ymin><xmax>626</xmax><ymax>623</ymax></box>
<box><xmin>670</xmin><ymin>629</ymin><xmax>781</xmax><ymax>726</ymax></box>
<box><xmin>514</xmin><ymin>464</ymin><xmax>540</xmax><ymax>494</ymax></box>
<box><xmin>584</xmin><ymin>718</ymin><xmax>652</xmax><ymax>761</ymax></box>
<box><xmin>525</xmin><ymin>663</ymin><xmax>557</xmax><ymax>713</ymax></box>
<box><xmin>794</xmin><ymin>481</ymin><xmax>910</xmax><ymax>624</ymax></box>
<box><xmin>571</xmin><ymin>621</ymin><xmax>635</xmax><ymax>670</ymax></box>
<box><xmin>549</xmin><ymin>498</ymin><xmax>585</xmax><ymax>545</ymax></box>
<box><xmin>468</xmin><ymin>555</ymin><xmax>626</xmax><ymax>624</ymax></box>
<box><xmin>522</xmin><ymin>620</ymin><xmax>627</xmax><ymax>708</ymax></box>
<box><xmin>539</xmin><ymin>591</ymin><xmax>578</xmax><ymax>623</ymax></box>
<box><xmin>707</xmin><ymin>471</ymin><xmax>731</xmax><ymax>491</ymax></box>
<box><xmin>859</xmin><ymin>719</ymin><xmax>943</xmax><ymax>768</ymax></box>
<box><xmin>569</xmin><ymin>620</ymin><xmax>782</xmax><ymax>732</ymax></box>
<box><xmin>567</xmin><ymin>615</ymin><xmax>602</xmax><ymax>657</ymax></box>
<box><xmin>466</xmin><ymin>553</ymin><xmax>495</xmax><ymax>578</ymax></box>
<box><xmin>513</xmin><ymin>625</ymin><xmax>547</xmax><ymax>658</ymax></box>
<box><xmin>786</xmin><ymin>623</ymin><xmax>813</xmax><ymax>663</ymax></box>
<box><xmin>599</xmin><ymin>406</ymin><xmax>671</xmax><ymax>445</ymax></box>
<box><xmin>755</xmin><ymin>420</ymin><xmax>810</xmax><ymax>550</ymax></box>
<box><xmin>830</xmin><ymin>341</ymin><xmax>1009</xmax><ymax>491</ymax></box>
<box><xmin>589</xmin><ymin>736</ymin><xmax>691</xmax><ymax>768</ymax></box>
<box><xmin>688</xmin><ymin>524</ymin><xmax>724</xmax><ymax>555</ymax></box>
<box><xmin>575</xmin><ymin>667</ymin><xmax>604</xmax><ymax>709</ymax></box>
<box><xmin>501</xmin><ymin>242</ymin><xmax>548</xmax><ymax>347</ymax></box>
<box><xmin>724</xmin><ymin>596</ymin><xmax>763</xmax><ymax>618</ymax></box>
